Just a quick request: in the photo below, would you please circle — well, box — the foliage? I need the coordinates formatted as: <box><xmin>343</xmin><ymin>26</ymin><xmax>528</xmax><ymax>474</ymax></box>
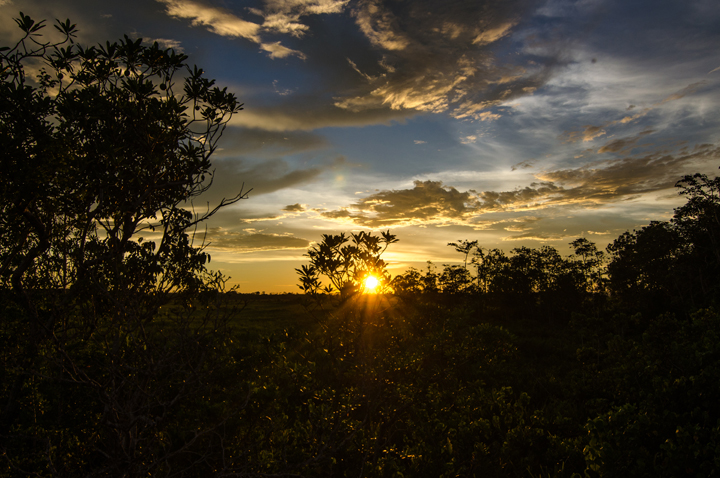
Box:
<box><xmin>391</xmin><ymin>240</ymin><xmax>607</xmax><ymax>323</ymax></box>
<box><xmin>582</xmin><ymin>310</ymin><xmax>720</xmax><ymax>477</ymax></box>
<box><xmin>606</xmin><ymin>173</ymin><xmax>720</xmax><ymax>316</ymax></box>
<box><xmin>296</xmin><ymin>230</ymin><xmax>398</xmax><ymax>297</ymax></box>
<box><xmin>0</xmin><ymin>13</ymin><xmax>247</xmax><ymax>475</ymax></box>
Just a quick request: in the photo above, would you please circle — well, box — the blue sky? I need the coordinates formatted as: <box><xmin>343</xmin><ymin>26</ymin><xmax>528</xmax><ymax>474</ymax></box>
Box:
<box><xmin>3</xmin><ymin>0</ymin><xmax>720</xmax><ymax>292</ymax></box>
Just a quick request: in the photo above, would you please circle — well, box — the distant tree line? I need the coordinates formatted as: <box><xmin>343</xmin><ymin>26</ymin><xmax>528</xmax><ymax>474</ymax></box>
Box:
<box><xmin>391</xmin><ymin>172</ymin><xmax>720</xmax><ymax>324</ymax></box>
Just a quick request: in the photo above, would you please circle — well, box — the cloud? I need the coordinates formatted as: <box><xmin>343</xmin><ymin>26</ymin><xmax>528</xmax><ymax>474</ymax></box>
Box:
<box><xmin>157</xmin><ymin>0</ymin><xmax>557</xmax><ymax>131</ymax></box>
<box><xmin>195</xmin><ymin>157</ymin><xmax>324</xmax><ymax>207</ymax></box>
<box><xmin>352</xmin><ymin>0</ymin><xmax>410</xmax><ymax>51</ymax></box>
<box><xmin>273</xmin><ymin>79</ymin><xmax>294</xmax><ymax>96</ymax></box>
<box><xmin>283</xmin><ymin>203</ymin><xmax>306</xmax><ymax>212</ymax></box>
<box><xmin>230</xmin><ymin>100</ymin><xmax>417</xmax><ymax>131</ymax></box>
<box><xmin>502</xmin><ymin>231</ymin><xmax>570</xmax><ymax>241</ymax></box>
<box><xmin>561</xmin><ymin>125</ymin><xmax>607</xmax><ymax>143</ymax></box>
<box><xmin>260</xmin><ymin>41</ymin><xmax>306</xmax><ymax>59</ymax></box>
<box><xmin>476</xmin><ymin>182</ymin><xmax>562</xmax><ymax>210</ymax></box>
<box><xmin>537</xmin><ymin>143</ymin><xmax>720</xmax><ymax>200</ymax></box>
<box><xmin>157</xmin><ymin>0</ymin><xmax>305</xmax><ymax>58</ymax></box>
<box><xmin>319</xmin><ymin>143</ymin><xmax>720</xmax><ymax>228</ymax></box>
<box><xmin>478</xmin><ymin>111</ymin><xmax>503</xmax><ymax>121</ymax></box>
<box><xmin>215</xmin><ymin>127</ymin><xmax>329</xmax><ymax>157</ymax></box>
<box><xmin>231</xmin><ymin>159</ymin><xmax>323</xmax><ymax>196</ymax></box>
<box><xmin>145</xmin><ymin>37</ymin><xmax>184</xmax><ymax>51</ymax></box>
<box><xmin>658</xmin><ymin>81</ymin><xmax>707</xmax><ymax>104</ymax></box>
<box><xmin>330</xmin><ymin>0</ymin><xmax>555</xmax><ymax>120</ymax></box>
<box><xmin>473</xmin><ymin>22</ymin><xmax>516</xmax><ymax>45</ymax></box>
<box><xmin>205</xmin><ymin>228</ymin><xmax>311</xmax><ymax>252</ymax></box>
<box><xmin>561</xmin><ymin>81</ymin><xmax>710</xmax><ymax>144</ymax></box>
<box><xmin>504</xmin><ymin>224</ymin><xmax>532</xmax><ymax>232</ymax></box>
<box><xmin>596</xmin><ymin>130</ymin><xmax>654</xmax><ymax>154</ymax></box>
<box><xmin>158</xmin><ymin>0</ymin><xmax>261</xmax><ymax>41</ymax></box>
<box><xmin>251</xmin><ymin>0</ymin><xmax>349</xmax><ymax>37</ymax></box>
<box><xmin>511</xmin><ymin>160</ymin><xmax>535</xmax><ymax>171</ymax></box>
<box><xmin>321</xmin><ymin>180</ymin><xmax>475</xmax><ymax>227</ymax></box>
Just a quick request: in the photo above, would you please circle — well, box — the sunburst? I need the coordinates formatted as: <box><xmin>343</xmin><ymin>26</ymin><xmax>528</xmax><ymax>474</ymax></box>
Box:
<box><xmin>362</xmin><ymin>275</ymin><xmax>380</xmax><ymax>294</ymax></box>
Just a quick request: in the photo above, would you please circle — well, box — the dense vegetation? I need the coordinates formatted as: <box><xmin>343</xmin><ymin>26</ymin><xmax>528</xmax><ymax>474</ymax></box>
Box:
<box><xmin>2</xmin><ymin>13</ymin><xmax>720</xmax><ymax>478</ymax></box>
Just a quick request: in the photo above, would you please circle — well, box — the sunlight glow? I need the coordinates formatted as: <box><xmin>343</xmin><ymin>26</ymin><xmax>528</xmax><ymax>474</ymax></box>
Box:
<box><xmin>363</xmin><ymin>275</ymin><xmax>380</xmax><ymax>294</ymax></box>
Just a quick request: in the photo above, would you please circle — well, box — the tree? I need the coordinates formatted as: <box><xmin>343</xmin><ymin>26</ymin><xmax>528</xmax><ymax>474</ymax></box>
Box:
<box><xmin>0</xmin><ymin>14</ymin><xmax>247</xmax><ymax>474</ymax></box>
<box><xmin>448</xmin><ymin>239</ymin><xmax>478</xmax><ymax>270</ymax></box>
<box><xmin>605</xmin><ymin>172</ymin><xmax>720</xmax><ymax>316</ymax></box>
<box><xmin>390</xmin><ymin>266</ymin><xmax>424</xmax><ymax>294</ymax></box>
<box><xmin>297</xmin><ymin>230</ymin><xmax>398</xmax><ymax>298</ymax></box>
<box><xmin>673</xmin><ymin>172</ymin><xmax>720</xmax><ymax>300</ymax></box>
<box><xmin>439</xmin><ymin>264</ymin><xmax>473</xmax><ymax>294</ymax></box>
<box><xmin>569</xmin><ymin>237</ymin><xmax>605</xmax><ymax>293</ymax></box>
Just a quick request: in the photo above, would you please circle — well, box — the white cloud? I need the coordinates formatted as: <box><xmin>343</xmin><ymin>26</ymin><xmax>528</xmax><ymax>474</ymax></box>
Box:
<box><xmin>260</xmin><ymin>41</ymin><xmax>306</xmax><ymax>59</ymax></box>
<box><xmin>146</xmin><ymin>37</ymin><xmax>184</xmax><ymax>52</ymax></box>
<box><xmin>158</xmin><ymin>0</ymin><xmax>261</xmax><ymax>41</ymax></box>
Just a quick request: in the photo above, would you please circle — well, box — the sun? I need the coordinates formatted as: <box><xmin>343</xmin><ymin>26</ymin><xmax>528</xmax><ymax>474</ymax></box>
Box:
<box><xmin>362</xmin><ymin>275</ymin><xmax>380</xmax><ymax>294</ymax></box>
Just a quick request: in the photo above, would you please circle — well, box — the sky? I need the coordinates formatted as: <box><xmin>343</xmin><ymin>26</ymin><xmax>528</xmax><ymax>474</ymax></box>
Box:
<box><xmin>2</xmin><ymin>0</ymin><xmax>720</xmax><ymax>292</ymax></box>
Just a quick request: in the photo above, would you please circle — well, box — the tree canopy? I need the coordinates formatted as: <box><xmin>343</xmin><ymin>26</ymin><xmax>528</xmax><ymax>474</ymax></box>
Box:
<box><xmin>1</xmin><ymin>14</ymin><xmax>247</xmax><ymax>474</ymax></box>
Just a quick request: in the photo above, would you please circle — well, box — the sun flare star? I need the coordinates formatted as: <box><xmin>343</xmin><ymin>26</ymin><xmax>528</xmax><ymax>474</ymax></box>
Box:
<box><xmin>363</xmin><ymin>275</ymin><xmax>380</xmax><ymax>293</ymax></box>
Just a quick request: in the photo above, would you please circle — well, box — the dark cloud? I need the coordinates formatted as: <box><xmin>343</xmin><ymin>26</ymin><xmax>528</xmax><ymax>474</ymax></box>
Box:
<box><xmin>334</xmin><ymin>0</ymin><xmax>552</xmax><ymax>120</ymax></box>
<box><xmin>320</xmin><ymin>144</ymin><xmax>720</xmax><ymax>227</ymax></box>
<box><xmin>658</xmin><ymin>81</ymin><xmax>707</xmax><ymax>104</ymax></box>
<box><xmin>203</xmin><ymin>0</ymin><xmax>556</xmax><ymax>130</ymax></box>
<box><xmin>477</xmin><ymin>182</ymin><xmax>561</xmax><ymax>210</ymax></box>
<box><xmin>320</xmin><ymin>180</ymin><xmax>475</xmax><ymax>227</ymax></box>
<box><xmin>511</xmin><ymin>160</ymin><xmax>535</xmax><ymax>171</ymax></box>
<box><xmin>216</xmin><ymin>127</ymin><xmax>329</xmax><ymax>157</ymax></box>
<box><xmin>231</xmin><ymin>99</ymin><xmax>417</xmax><ymax>131</ymax></box>
<box><xmin>195</xmin><ymin>158</ymin><xmax>323</xmax><ymax>207</ymax></box>
<box><xmin>596</xmin><ymin>130</ymin><xmax>654</xmax><ymax>154</ymax></box>
<box><xmin>236</xmin><ymin>159</ymin><xmax>323</xmax><ymax>195</ymax></box>
<box><xmin>538</xmin><ymin>144</ymin><xmax>720</xmax><ymax>201</ymax></box>
<box><xmin>283</xmin><ymin>203</ymin><xmax>306</xmax><ymax>212</ymax></box>
<box><xmin>560</xmin><ymin>82</ymin><xmax>712</xmax><ymax>145</ymax></box>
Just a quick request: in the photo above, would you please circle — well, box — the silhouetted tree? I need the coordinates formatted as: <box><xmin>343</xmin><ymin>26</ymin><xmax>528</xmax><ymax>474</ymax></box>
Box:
<box><xmin>0</xmin><ymin>14</ymin><xmax>247</xmax><ymax>474</ymax></box>
<box><xmin>439</xmin><ymin>264</ymin><xmax>473</xmax><ymax>294</ymax></box>
<box><xmin>448</xmin><ymin>239</ymin><xmax>479</xmax><ymax>270</ymax></box>
<box><xmin>296</xmin><ymin>230</ymin><xmax>398</xmax><ymax>298</ymax></box>
<box><xmin>569</xmin><ymin>237</ymin><xmax>606</xmax><ymax>293</ymax></box>
<box><xmin>390</xmin><ymin>266</ymin><xmax>424</xmax><ymax>294</ymax></box>
<box><xmin>673</xmin><ymin>172</ymin><xmax>720</xmax><ymax>303</ymax></box>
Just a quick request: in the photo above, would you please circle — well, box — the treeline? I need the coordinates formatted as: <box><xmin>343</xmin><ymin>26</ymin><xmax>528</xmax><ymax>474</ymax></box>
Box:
<box><xmin>393</xmin><ymin>172</ymin><xmax>720</xmax><ymax>322</ymax></box>
<box><xmin>392</xmin><ymin>237</ymin><xmax>605</xmax><ymax>324</ymax></box>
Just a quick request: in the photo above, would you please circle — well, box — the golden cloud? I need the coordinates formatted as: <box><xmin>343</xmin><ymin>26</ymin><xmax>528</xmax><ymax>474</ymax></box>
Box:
<box><xmin>320</xmin><ymin>143</ymin><xmax>720</xmax><ymax>228</ymax></box>
<box><xmin>205</xmin><ymin>229</ymin><xmax>311</xmax><ymax>252</ymax></box>
<box><xmin>158</xmin><ymin>0</ymin><xmax>306</xmax><ymax>59</ymax></box>
<box><xmin>158</xmin><ymin>0</ymin><xmax>261</xmax><ymax>41</ymax></box>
